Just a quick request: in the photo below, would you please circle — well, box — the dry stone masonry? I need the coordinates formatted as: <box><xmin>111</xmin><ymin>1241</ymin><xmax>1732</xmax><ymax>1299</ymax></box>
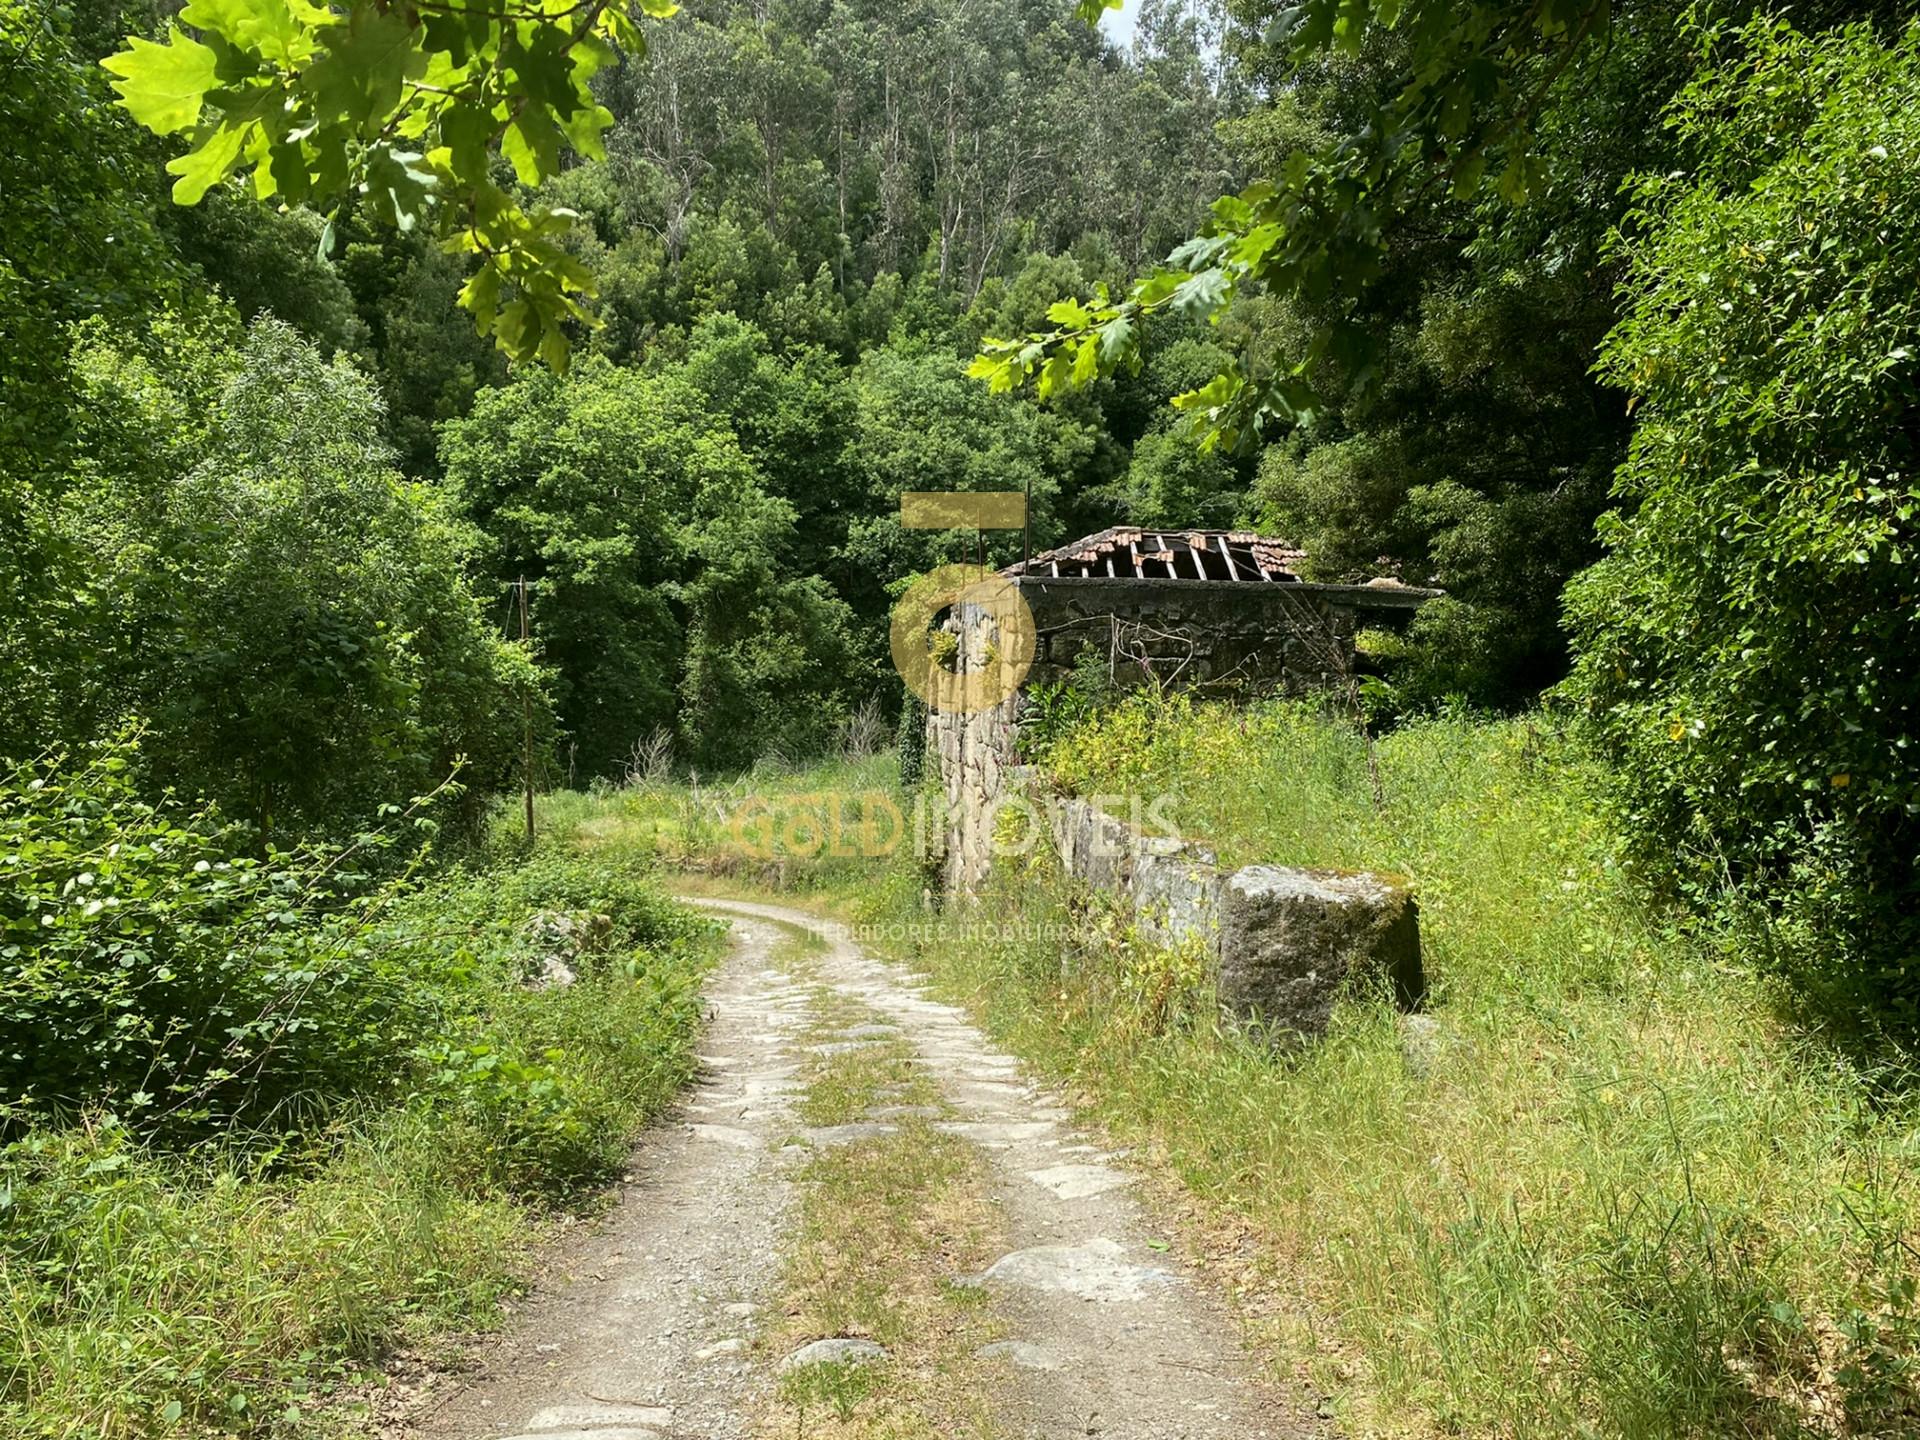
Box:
<box><xmin>1036</xmin><ymin>789</ymin><xmax>1425</xmax><ymax>1042</ymax></box>
<box><xmin>1218</xmin><ymin>865</ymin><xmax>1424</xmax><ymax>1034</ymax></box>
<box><xmin>926</xmin><ymin>529</ymin><xmax>1435</xmax><ymax>1041</ymax></box>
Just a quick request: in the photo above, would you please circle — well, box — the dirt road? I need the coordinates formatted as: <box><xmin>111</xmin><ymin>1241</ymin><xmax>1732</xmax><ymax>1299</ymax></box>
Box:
<box><xmin>410</xmin><ymin>896</ymin><xmax>1313</xmax><ymax>1440</ymax></box>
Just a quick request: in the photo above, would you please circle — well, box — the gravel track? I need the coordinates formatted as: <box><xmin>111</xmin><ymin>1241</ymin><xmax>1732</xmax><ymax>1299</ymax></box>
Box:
<box><xmin>409</xmin><ymin>896</ymin><xmax>1315</xmax><ymax>1440</ymax></box>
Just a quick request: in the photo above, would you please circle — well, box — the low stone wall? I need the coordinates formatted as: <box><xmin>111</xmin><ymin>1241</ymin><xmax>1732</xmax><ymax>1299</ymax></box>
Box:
<box><xmin>1039</xmin><ymin>780</ymin><xmax>1424</xmax><ymax>1041</ymax></box>
<box><xmin>1043</xmin><ymin>786</ymin><xmax>1221</xmax><ymax>947</ymax></box>
<box><xmin>924</xmin><ymin>572</ymin><xmax>1431</xmax><ymax>1034</ymax></box>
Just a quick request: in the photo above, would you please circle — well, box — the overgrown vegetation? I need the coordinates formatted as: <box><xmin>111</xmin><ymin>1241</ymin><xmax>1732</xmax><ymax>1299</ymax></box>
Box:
<box><xmin>1025</xmin><ymin>699</ymin><xmax>1920</xmax><ymax>1433</ymax></box>
<box><xmin>1562</xmin><ymin>16</ymin><xmax>1920</xmax><ymax>1029</ymax></box>
<box><xmin>0</xmin><ymin>775</ymin><xmax>715</xmax><ymax>1436</ymax></box>
<box><xmin>8</xmin><ymin>0</ymin><xmax>1920</xmax><ymax>1430</ymax></box>
<box><xmin>607</xmin><ymin>695</ymin><xmax>1920</xmax><ymax>1436</ymax></box>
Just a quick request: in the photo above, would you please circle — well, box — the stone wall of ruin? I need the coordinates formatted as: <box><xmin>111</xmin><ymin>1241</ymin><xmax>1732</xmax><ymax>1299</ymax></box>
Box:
<box><xmin>930</xmin><ymin>578</ymin><xmax>1408</xmax><ymax>894</ymax></box>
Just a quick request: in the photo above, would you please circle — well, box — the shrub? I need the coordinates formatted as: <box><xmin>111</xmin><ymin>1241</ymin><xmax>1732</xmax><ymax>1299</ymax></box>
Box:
<box><xmin>0</xmin><ymin>742</ymin><xmax>454</xmax><ymax>1138</ymax></box>
<box><xmin>1562</xmin><ymin>16</ymin><xmax>1920</xmax><ymax>1026</ymax></box>
<box><xmin>895</xmin><ymin>692</ymin><xmax>929</xmax><ymax>790</ymax></box>
<box><xmin>416</xmin><ymin>957</ymin><xmax>704</xmax><ymax>1197</ymax></box>
<box><xmin>364</xmin><ymin>827</ymin><xmax>712</xmax><ymax>1194</ymax></box>
<box><xmin>62</xmin><ymin>315</ymin><xmax>537</xmax><ymax>839</ymax></box>
<box><xmin>460</xmin><ymin>834</ymin><xmax>705</xmax><ymax>952</ymax></box>
<box><xmin>0</xmin><ymin>804</ymin><xmax>716</xmax><ymax>1435</ymax></box>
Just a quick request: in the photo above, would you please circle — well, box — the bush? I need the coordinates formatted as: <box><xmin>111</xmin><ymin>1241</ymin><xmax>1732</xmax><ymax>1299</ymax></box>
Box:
<box><xmin>435</xmin><ymin>833</ymin><xmax>706</xmax><ymax>963</ymax></box>
<box><xmin>394</xmin><ymin>835</ymin><xmax>711</xmax><ymax>1193</ymax></box>
<box><xmin>60</xmin><ymin>315</ymin><xmax>537</xmax><ymax>839</ymax></box>
<box><xmin>0</xmin><ymin>743</ymin><xmax>452</xmax><ymax>1138</ymax></box>
<box><xmin>895</xmin><ymin>691</ymin><xmax>928</xmax><ymax>790</ymax></box>
<box><xmin>0</xmin><ymin>734</ymin><xmax>709</xmax><ymax>1144</ymax></box>
<box><xmin>0</xmin><ymin>802</ymin><xmax>717</xmax><ymax>1435</ymax></box>
<box><xmin>415</xmin><ymin>957</ymin><xmax>704</xmax><ymax>1196</ymax></box>
<box><xmin>1562</xmin><ymin>16</ymin><xmax>1920</xmax><ymax>1027</ymax></box>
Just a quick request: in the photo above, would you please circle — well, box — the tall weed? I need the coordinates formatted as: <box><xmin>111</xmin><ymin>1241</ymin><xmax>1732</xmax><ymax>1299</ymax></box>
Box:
<box><xmin>996</xmin><ymin>697</ymin><xmax>1920</xmax><ymax>1433</ymax></box>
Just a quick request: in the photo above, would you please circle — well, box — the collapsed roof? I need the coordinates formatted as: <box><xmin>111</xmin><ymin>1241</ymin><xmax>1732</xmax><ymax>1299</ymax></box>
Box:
<box><xmin>1001</xmin><ymin>527</ymin><xmax>1308</xmax><ymax>583</ymax></box>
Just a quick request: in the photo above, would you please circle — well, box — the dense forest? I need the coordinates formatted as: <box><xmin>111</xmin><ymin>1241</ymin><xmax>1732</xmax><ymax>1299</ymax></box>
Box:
<box><xmin>6</xmin><ymin>0</ymin><xmax>1251</xmax><ymax>803</ymax></box>
<box><xmin>5</xmin><ymin>0</ymin><xmax>1917</xmax><ymax>1020</ymax></box>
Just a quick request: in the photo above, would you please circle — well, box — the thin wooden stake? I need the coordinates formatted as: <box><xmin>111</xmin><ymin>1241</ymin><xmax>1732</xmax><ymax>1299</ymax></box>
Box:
<box><xmin>1023</xmin><ymin>471</ymin><xmax>1032</xmax><ymax>572</ymax></box>
<box><xmin>518</xmin><ymin>575</ymin><xmax>534</xmax><ymax>843</ymax></box>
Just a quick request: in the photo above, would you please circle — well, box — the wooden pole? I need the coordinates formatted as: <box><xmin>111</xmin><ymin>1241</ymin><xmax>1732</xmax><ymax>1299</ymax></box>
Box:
<box><xmin>1023</xmin><ymin>471</ymin><xmax>1032</xmax><ymax>571</ymax></box>
<box><xmin>518</xmin><ymin>576</ymin><xmax>534</xmax><ymax>843</ymax></box>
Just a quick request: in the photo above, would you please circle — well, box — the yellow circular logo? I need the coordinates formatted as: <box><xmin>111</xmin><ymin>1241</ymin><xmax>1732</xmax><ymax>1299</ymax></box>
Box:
<box><xmin>889</xmin><ymin>564</ymin><xmax>1034</xmax><ymax>715</ymax></box>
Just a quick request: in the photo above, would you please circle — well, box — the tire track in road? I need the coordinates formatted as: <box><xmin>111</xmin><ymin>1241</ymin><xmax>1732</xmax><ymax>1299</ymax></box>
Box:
<box><xmin>689</xmin><ymin>896</ymin><xmax>1311</xmax><ymax>1440</ymax></box>
<box><xmin>415</xmin><ymin>913</ymin><xmax>810</xmax><ymax>1440</ymax></box>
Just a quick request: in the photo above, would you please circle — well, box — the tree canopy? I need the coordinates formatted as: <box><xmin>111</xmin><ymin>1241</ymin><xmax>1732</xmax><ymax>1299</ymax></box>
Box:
<box><xmin>1563</xmin><ymin>15</ymin><xmax>1920</xmax><ymax>1021</ymax></box>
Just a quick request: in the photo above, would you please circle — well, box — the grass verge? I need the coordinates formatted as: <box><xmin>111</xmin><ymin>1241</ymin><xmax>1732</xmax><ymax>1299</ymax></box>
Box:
<box><xmin>0</xmin><ymin>822</ymin><xmax>718</xmax><ymax>1439</ymax></box>
<box><xmin>762</xmin><ymin>933</ymin><xmax>1007</xmax><ymax>1439</ymax></box>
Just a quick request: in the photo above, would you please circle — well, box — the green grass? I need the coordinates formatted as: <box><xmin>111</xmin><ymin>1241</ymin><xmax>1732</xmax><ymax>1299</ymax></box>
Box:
<box><xmin>530</xmin><ymin>756</ymin><xmax>908</xmax><ymax>898</ymax></box>
<box><xmin>0</xmin><ymin>822</ymin><xmax>718</xmax><ymax>1439</ymax></box>
<box><xmin>580</xmin><ymin>697</ymin><xmax>1920</xmax><ymax>1437</ymax></box>
<box><xmin>764</xmin><ymin>940</ymin><xmax>1005</xmax><ymax>1439</ymax></box>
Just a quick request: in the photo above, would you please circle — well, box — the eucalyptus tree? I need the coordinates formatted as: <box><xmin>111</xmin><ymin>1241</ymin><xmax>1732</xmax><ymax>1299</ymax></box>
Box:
<box><xmin>95</xmin><ymin>0</ymin><xmax>1236</xmax><ymax>369</ymax></box>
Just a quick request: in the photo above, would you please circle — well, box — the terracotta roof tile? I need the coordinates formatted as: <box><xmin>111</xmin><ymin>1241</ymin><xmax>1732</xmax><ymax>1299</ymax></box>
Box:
<box><xmin>1003</xmin><ymin>527</ymin><xmax>1306</xmax><ymax>583</ymax></box>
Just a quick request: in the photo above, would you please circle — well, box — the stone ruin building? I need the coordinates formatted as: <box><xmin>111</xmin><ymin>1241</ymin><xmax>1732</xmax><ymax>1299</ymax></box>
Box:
<box><xmin>929</xmin><ymin>526</ymin><xmax>1435</xmax><ymax>894</ymax></box>
<box><xmin>924</xmin><ymin>526</ymin><xmax>1438</xmax><ymax>1042</ymax></box>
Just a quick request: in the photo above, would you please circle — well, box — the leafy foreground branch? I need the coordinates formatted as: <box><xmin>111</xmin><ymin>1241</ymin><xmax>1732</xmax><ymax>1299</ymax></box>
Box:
<box><xmin>101</xmin><ymin>0</ymin><xmax>682</xmax><ymax>368</ymax></box>
<box><xmin>0</xmin><ymin>753</ymin><xmax>717</xmax><ymax>1438</ymax></box>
